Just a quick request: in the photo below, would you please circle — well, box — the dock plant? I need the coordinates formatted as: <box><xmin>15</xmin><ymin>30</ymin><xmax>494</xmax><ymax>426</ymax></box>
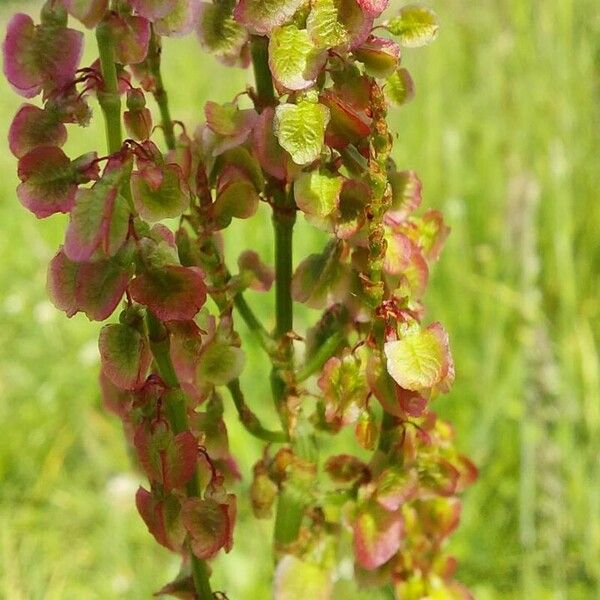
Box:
<box><xmin>3</xmin><ymin>1</ymin><xmax>476</xmax><ymax>597</ymax></box>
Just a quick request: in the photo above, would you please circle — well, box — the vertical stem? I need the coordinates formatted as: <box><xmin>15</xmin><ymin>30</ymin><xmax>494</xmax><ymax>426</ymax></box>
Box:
<box><xmin>191</xmin><ymin>558</ymin><xmax>213</xmax><ymax>599</ymax></box>
<box><xmin>147</xmin><ymin>29</ymin><xmax>176</xmax><ymax>151</ymax></box>
<box><xmin>271</xmin><ymin>185</ymin><xmax>308</xmax><ymax>553</ymax></box>
<box><xmin>270</xmin><ymin>185</ymin><xmax>297</xmax><ymax>426</ymax></box>
<box><xmin>96</xmin><ymin>21</ymin><xmax>123</xmax><ymax>154</ymax></box>
<box><xmin>250</xmin><ymin>36</ymin><xmax>276</xmax><ymax>110</ymax></box>
<box><xmin>273</xmin><ymin>187</ymin><xmax>295</xmax><ymax>340</ymax></box>
<box><xmin>250</xmin><ymin>36</ymin><xmax>313</xmax><ymax>550</ymax></box>
<box><xmin>96</xmin><ymin>24</ymin><xmax>212</xmax><ymax>599</ymax></box>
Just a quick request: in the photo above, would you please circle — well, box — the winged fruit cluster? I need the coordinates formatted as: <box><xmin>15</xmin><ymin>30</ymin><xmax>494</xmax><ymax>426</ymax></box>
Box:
<box><xmin>4</xmin><ymin>1</ymin><xmax>476</xmax><ymax>598</ymax></box>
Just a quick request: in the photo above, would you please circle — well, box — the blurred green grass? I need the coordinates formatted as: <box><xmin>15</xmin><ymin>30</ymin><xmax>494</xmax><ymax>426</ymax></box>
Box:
<box><xmin>0</xmin><ymin>1</ymin><xmax>599</xmax><ymax>598</ymax></box>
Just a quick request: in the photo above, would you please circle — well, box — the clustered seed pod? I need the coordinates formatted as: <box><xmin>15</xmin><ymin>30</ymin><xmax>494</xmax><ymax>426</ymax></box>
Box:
<box><xmin>3</xmin><ymin>1</ymin><xmax>475</xmax><ymax>598</ymax></box>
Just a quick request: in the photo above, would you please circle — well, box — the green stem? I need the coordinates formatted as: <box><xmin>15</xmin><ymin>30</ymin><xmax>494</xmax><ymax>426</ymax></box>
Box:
<box><xmin>145</xmin><ymin>314</ymin><xmax>213</xmax><ymax>599</ymax></box>
<box><xmin>197</xmin><ymin>234</ymin><xmax>273</xmax><ymax>355</ymax></box>
<box><xmin>227</xmin><ymin>380</ymin><xmax>288</xmax><ymax>443</ymax></box>
<box><xmin>194</xmin><ymin>237</ymin><xmax>283</xmax><ymax>442</ymax></box>
<box><xmin>96</xmin><ymin>21</ymin><xmax>123</xmax><ymax>155</ymax></box>
<box><xmin>147</xmin><ymin>29</ymin><xmax>176</xmax><ymax>151</ymax></box>
<box><xmin>273</xmin><ymin>486</ymin><xmax>307</xmax><ymax>546</ymax></box>
<box><xmin>272</xmin><ymin>187</ymin><xmax>295</xmax><ymax>340</ymax></box>
<box><xmin>96</xmin><ymin>24</ymin><xmax>212</xmax><ymax>598</ymax></box>
<box><xmin>233</xmin><ymin>293</ymin><xmax>274</xmax><ymax>355</ymax></box>
<box><xmin>190</xmin><ymin>555</ymin><xmax>213</xmax><ymax>600</ymax></box>
<box><xmin>296</xmin><ymin>331</ymin><xmax>345</xmax><ymax>383</ymax></box>
<box><xmin>250</xmin><ymin>36</ymin><xmax>276</xmax><ymax>110</ymax></box>
<box><xmin>269</xmin><ymin>186</ymin><xmax>296</xmax><ymax>431</ymax></box>
<box><xmin>378</xmin><ymin>411</ymin><xmax>396</xmax><ymax>454</ymax></box>
<box><xmin>145</xmin><ymin>312</ymin><xmax>179</xmax><ymax>387</ymax></box>
<box><xmin>250</xmin><ymin>43</ymin><xmax>314</xmax><ymax>549</ymax></box>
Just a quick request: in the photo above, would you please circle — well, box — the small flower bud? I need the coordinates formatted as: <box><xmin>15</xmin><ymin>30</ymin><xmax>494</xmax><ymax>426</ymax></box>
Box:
<box><xmin>124</xmin><ymin>95</ymin><xmax>153</xmax><ymax>141</ymax></box>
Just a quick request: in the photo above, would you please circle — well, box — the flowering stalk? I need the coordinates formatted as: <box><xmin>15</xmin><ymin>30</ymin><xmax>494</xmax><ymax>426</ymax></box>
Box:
<box><xmin>96</xmin><ymin>21</ymin><xmax>213</xmax><ymax>598</ymax></box>
<box><xmin>3</xmin><ymin>1</ymin><xmax>477</xmax><ymax>598</ymax></box>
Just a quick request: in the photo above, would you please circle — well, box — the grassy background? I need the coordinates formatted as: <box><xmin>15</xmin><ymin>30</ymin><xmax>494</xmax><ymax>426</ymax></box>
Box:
<box><xmin>0</xmin><ymin>1</ymin><xmax>599</xmax><ymax>598</ymax></box>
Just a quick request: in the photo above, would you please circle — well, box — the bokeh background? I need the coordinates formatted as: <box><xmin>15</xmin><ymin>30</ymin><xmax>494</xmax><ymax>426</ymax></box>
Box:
<box><xmin>0</xmin><ymin>1</ymin><xmax>599</xmax><ymax>598</ymax></box>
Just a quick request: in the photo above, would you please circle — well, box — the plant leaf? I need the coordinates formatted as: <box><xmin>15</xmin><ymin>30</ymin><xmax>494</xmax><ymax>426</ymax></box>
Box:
<box><xmin>135</xmin><ymin>487</ymin><xmax>186</xmax><ymax>551</ymax></box>
<box><xmin>318</xmin><ymin>351</ymin><xmax>369</xmax><ymax>427</ymax></box>
<box><xmin>374</xmin><ymin>467</ymin><xmax>418</xmax><ymax>511</ymax></box>
<box><xmin>213</xmin><ymin>146</ymin><xmax>265</xmax><ymax>192</ymax></box>
<box><xmin>47</xmin><ymin>248</ymin><xmax>132</xmax><ymax>321</ymax></box>
<box><xmin>337</xmin><ymin>0</ymin><xmax>374</xmax><ymax>48</ymax></box>
<box><xmin>237</xmin><ymin>250</ymin><xmax>274</xmax><ymax>291</ymax></box>
<box><xmin>353</xmin><ymin>500</ymin><xmax>403</xmax><ymax>570</ymax></box>
<box><xmin>197</xmin><ymin>1</ymin><xmax>249</xmax><ymax>62</ymax></box>
<box><xmin>356</xmin><ymin>0</ymin><xmax>389</xmax><ymax>16</ymax></box>
<box><xmin>213</xmin><ymin>165</ymin><xmax>260</xmax><ymax>229</ymax></box>
<box><xmin>320</xmin><ymin>89</ymin><xmax>371</xmax><ymax>149</ymax></box>
<box><xmin>324</xmin><ymin>454</ymin><xmax>368</xmax><ymax>483</ymax></box>
<box><xmin>108</xmin><ymin>13</ymin><xmax>151</xmax><ymax>65</ymax></box>
<box><xmin>182</xmin><ymin>496</ymin><xmax>236</xmax><ymax>560</ymax></box>
<box><xmin>17</xmin><ymin>146</ymin><xmax>77</xmax><ymax>218</ymax></box>
<box><xmin>3</xmin><ymin>13</ymin><xmax>84</xmax><ymax>98</ymax></box>
<box><xmin>386</xmin><ymin>68</ymin><xmax>415</xmax><ymax>105</ymax></box>
<box><xmin>274</xmin><ymin>99</ymin><xmax>330</xmax><ymax>165</ymax></box>
<box><xmin>294</xmin><ymin>170</ymin><xmax>343</xmax><ymax>218</ymax></box>
<box><xmin>307</xmin><ymin>0</ymin><xmax>349</xmax><ymax>48</ymax></box>
<box><xmin>9</xmin><ymin>104</ymin><xmax>67</xmax><ymax>158</ymax></box>
<box><xmin>251</xmin><ymin>106</ymin><xmax>294</xmax><ymax>181</ymax></box>
<box><xmin>205</xmin><ymin>101</ymin><xmax>257</xmax><ymax>137</ymax></box>
<box><xmin>335</xmin><ymin>179</ymin><xmax>369</xmax><ymax>238</ymax></box>
<box><xmin>387</xmin><ymin>5</ymin><xmax>439</xmax><ymax>48</ymax></box>
<box><xmin>131</xmin><ymin>163</ymin><xmax>189</xmax><ymax>222</ymax></box>
<box><xmin>384</xmin><ymin>322</ymin><xmax>454</xmax><ymax>392</ymax></box>
<box><xmin>234</xmin><ymin>0</ymin><xmax>307</xmax><ymax>36</ymax></box>
<box><xmin>169</xmin><ymin>321</ymin><xmax>204</xmax><ymax>394</ymax></box>
<box><xmin>154</xmin><ymin>0</ymin><xmax>201</xmax><ymax>37</ymax></box>
<box><xmin>134</xmin><ymin>422</ymin><xmax>198</xmax><ymax>491</ymax></box>
<box><xmin>62</xmin><ymin>0</ymin><xmax>108</xmax><ymax>28</ymax></box>
<box><xmin>197</xmin><ymin>340</ymin><xmax>245</xmax><ymax>386</ymax></box>
<box><xmin>386</xmin><ymin>169</ymin><xmax>422</xmax><ymax>223</ymax></box>
<box><xmin>205</xmin><ymin>101</ymin><xmax>258</xmax><ymax>156</ymax></box>
<box><xmin>129</xmin><ymin>265</ymin><xmax>207</xmax><ymax>321</ymax></box>
<box><xmin>292</xmin><ymin>241</ymin><xmax>349</xmax><ymax>308</ymax></box>
<box><xmin>408</xmin><ymin>209</ymin><xmax>450</xmax><ymax>261</ymax></box>
<box><xmin>64</xmin><ymin>173</ymin><xmax>130</xmax><ymax>262</ymax></box>
<box><xmin>130</xmin><ymin>0</ymin><xmax>178</xmax><ymax>20</ymax></box>
<box><xmin>353</xmin><ymin>36</ymin><xmax>400</xmax><ymax>79</ymax></box>
<box><xmin>269</xmin><ymin>24</ymin><xmax>327</xmax><ymax>91</ymax></box>
<box><xmin>250</xmin><ymin>463</ymin><xmax>278</xmax><ymax>518</ymax></box>
<box><xmin>124</xmin><ymin>106</ymin><xmax>153</xmax><ymax>141</ymax></box>
<box><xmin>98</xmin><ymin>323</ymin><xmax>152</xmax><ymax>391</ymax></box>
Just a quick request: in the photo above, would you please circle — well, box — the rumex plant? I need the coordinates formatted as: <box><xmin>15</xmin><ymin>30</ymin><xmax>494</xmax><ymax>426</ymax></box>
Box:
<box><xmin>3</xmin><ymin>1</ymin><xmax>476</xmax><ymax>598</ymax></box>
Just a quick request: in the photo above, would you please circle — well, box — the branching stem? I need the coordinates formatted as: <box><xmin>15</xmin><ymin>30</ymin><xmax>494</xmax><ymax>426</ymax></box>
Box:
<box><xmin>250</xmin><ymin>36</ymin><xmax>316</xmax><ymax>551</ymax></box>
<box><xmin>296</xmin><ymin>331</ymin><xmax>345</xmax><ymax>383</ymax></box>
<box><xmin>227</xmin><ymin>380</ymin><xmax>289</xmax><ymax>443</ymax></box>
<box><xmin>96</xmin><ymin>23</ymin><xmax>213</xmax><ymax>599</ymax></box>
<box><xmin>147</xmin><ymin>29</ymin><xmax>176</xmax><ymax>151</ymax></box>
<box><xmin>147</xmin><ymin>34</ymin><xmax>278</xmax><ymax>446</ymax></box>
<box><xmin>233</xmin><ymin>293</ymin><xmax>274</xmax><ymax>355</ymax></box>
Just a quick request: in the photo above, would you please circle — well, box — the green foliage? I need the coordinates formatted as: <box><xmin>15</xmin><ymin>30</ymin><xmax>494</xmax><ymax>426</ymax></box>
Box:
<box><xmin>0</xmin><ymin>1</ymin><xmax>598</xmax><ymax>599</ymax></box>
<box><xmin>274</xmin><ymin>98</ymin><xmax>330</xmax><ymax>165</ymax></box>
<box><xmin>268</xmin><ymin>24</ymin><xmax>326</xmax><ymax>90</ymax></box>
<box><xmin>386</xmin><ymin>5</ymin><xmax>438</xmax><ymax>48</ymax></box>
